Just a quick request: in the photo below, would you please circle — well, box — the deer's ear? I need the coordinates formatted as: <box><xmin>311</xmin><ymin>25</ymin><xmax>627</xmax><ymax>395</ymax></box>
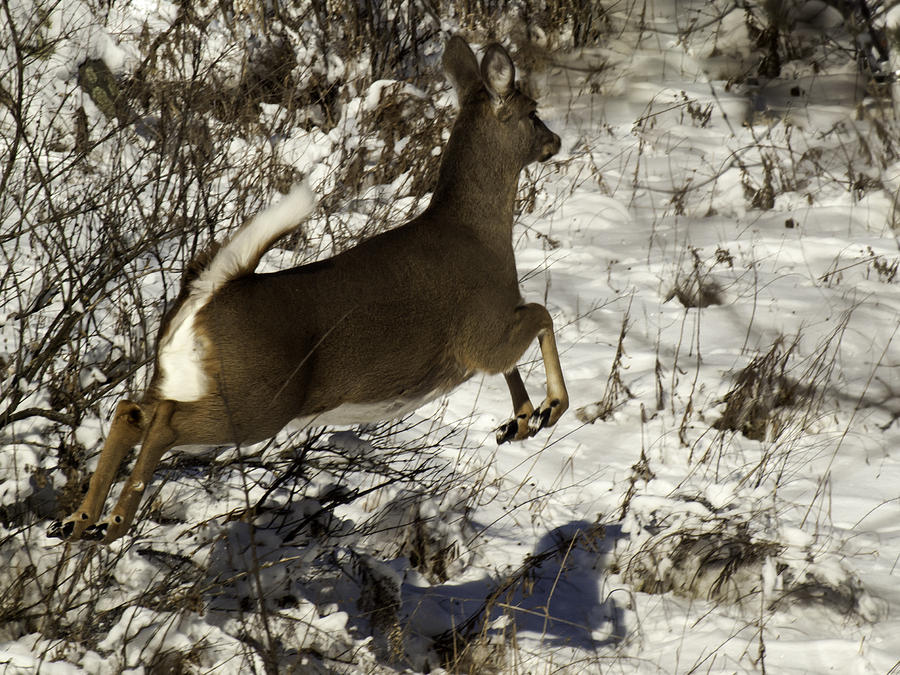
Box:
<box><xmin>443</xmin><ymin>36</ymin><xmax>482</xmax><ymax>101</ymax></box>
<box><xmin>480</xmin><ymin>43</ymin><xmax>515</xmax><ymax>100</ymax></box>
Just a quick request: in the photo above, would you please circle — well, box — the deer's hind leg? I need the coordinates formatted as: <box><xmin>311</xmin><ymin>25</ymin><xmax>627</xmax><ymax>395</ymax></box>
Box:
<box><xmin>84</xmin><ymin>399</ymin><xmax>180</xmax><ymax>544</ymax></box>
<box><xmin>49</xmin><ymin>400</ymin><xmax>147</xmax><ymax>541</ymax></box>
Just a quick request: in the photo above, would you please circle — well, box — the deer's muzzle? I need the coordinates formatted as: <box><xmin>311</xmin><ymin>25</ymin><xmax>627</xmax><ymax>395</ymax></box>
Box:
<box><xmin>538</xmin><ymin>131</ymin><xmax>561</xmax><ymax>162</ymax></box>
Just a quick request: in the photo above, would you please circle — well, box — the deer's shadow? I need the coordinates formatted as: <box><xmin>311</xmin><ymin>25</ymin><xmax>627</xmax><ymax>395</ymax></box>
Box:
<box><xmin>402</xmin><ymin>519</ymin><xmax>627</xmax><ymax>651</ymax></box>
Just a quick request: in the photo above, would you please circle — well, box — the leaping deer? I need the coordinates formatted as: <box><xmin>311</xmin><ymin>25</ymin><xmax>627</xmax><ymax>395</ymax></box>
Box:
<box><xmin>50</xmin><ymin>36</ymin><xmax>568</xmax><ymax>544</ymax></box>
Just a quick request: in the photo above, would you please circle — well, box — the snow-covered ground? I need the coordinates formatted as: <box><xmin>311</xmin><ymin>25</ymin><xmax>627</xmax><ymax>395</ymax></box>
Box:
<box><xmin>2</xmin><ymin>0</ymin><xmax>900</xmax><ymax>672</ymax></box>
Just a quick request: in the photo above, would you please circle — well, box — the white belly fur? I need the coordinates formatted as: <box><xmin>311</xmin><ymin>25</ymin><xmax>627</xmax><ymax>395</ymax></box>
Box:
<box><xmin>289</xmin><ymin>393</ymin><xmax>440</xmax><ymax>431</ymax></box>
<box><xmin>170</xmin><ymin>394</ymin><xmax>440</xmax><ymax>458</ymax></box>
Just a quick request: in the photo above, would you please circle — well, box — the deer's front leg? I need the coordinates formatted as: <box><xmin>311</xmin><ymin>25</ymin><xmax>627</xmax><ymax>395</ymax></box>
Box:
<box><xmin>496</xmin><ymin>368</ymin><xmax>536</xmax><ymax>443</ymax></box>
<box><xmin>492</xmin><ymin>303</ymin><xmax>569</xmax><ymax>444</ymax></box>
<box><xmin>528</xmin><ymin>326</ymin><xmax>569</xmax><ymax>434</ymax></box>
<box><xmin>49</xmin><ymin>400</ymin><xmax>146</xmax><ymax>541</ymax></box>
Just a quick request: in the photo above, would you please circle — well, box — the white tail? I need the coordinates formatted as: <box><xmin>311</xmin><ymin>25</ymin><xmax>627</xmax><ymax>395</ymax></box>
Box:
<box><xmin>156</xmin><ymin>183</ymin><xmax>316</xmax><ymax>402</ymax></box>
<box><xmin>196</xmin><ymin>182</ymin><xmax>315</xmax><ymax>300</ymax></box>
<box><xmin>51</xmin><ymin>36</ymin><xmax>568</xmax><ymax>544</ymax></box>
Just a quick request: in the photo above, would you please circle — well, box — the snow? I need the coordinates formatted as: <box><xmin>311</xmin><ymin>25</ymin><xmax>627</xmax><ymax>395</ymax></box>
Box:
<box><xmin>2</xmin><ymin>0</ymin><xmax>900</xmax><ymax>672</ymax></box>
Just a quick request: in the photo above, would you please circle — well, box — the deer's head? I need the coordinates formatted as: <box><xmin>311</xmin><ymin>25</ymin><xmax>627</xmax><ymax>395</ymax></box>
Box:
<box><xmin>443</xmin><ymin>36</ymin><xmax>561</xmax><ymax>171</ymax></box>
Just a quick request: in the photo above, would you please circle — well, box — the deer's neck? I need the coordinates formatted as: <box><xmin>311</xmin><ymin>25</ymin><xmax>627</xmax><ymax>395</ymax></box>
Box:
<box><xmin>426</xmin><ymin>124</ymin><xmax>521</xmax><ymax>246</ymax></box>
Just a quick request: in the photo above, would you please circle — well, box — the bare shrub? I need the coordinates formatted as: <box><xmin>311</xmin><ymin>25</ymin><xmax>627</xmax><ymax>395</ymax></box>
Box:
<box><xmin>712</xmin><ymin>336</ymin><xmax>804</xmax><ymax>442</ymax></box>
<box><xmin>866</xmin><ymin>245</ymin><xmax>899</xmax><ymax>283</ymax></box>
<box><xmin>360</xmin><ymin>487</ymin><xmax>474</xmax><ymax>583</ymax></box>
<box><xmin>711</xmin><ymin>318</ymin><xmax>844</xmax><ymax>448</ymax></box>
<box><xmin>0</xmin><ymin>423</ymin><xmax>467</xmax><ymax>667</ymax></box>
<box><xmin>665</xmin><ymin>247</ymin><xmax>726</xmax><ymax>309</ymax></box>
<box><xmin>354</xmin><ymin>553</ymin><xmax>405</xmax><ymax>660</ymax></box>
<box><xmin>576</xmin><ymin>307</ymin><xmax>634</xmax><ymax>423</ymax></box>
<box><xmin>619</xmin><ymin>498</ymin><xmax>883</xmax><ymax>621</ymax></box>
<box><xmin>622</xmin><ymin>518</ymin><xmax>781</xmax><ymax>604</ymax></box>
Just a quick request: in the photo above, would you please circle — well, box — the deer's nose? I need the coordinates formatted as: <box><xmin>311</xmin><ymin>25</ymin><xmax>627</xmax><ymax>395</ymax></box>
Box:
<box><xmin>539</xmin><ymin>132</ymin><xmax>561</xmax><ymax>162</ymax></box>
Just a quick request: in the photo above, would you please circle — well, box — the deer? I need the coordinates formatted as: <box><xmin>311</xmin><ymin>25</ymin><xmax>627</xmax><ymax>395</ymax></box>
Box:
<box><xmin>49</xmin><ymin>35</ymin><xmax>568</xmax><ymax>544</ymax></box>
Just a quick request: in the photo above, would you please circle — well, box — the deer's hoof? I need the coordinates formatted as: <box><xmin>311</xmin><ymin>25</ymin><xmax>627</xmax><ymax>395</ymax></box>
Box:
<box><xmin>91</xmin><ymin>514</ymin><xmax>132</xmax><ymax>544</ymax></box>
<box><xmin>528</xmin><ymin>407</ymin><xmax>552</xmax><ymax>434</ymax></box>
<box><xmin>495</xmin><ymin>414</ymin><xmax>533</xmax><ymax>444</ymax></box>
<box><xmin>529</xmin><ymin>398</ymin><xmax>567</xmax><ymax>435</ymax></box>
<box><xmin>47</xmin><ymin>519</ymin><xmax>74</xmax><ymax>540</ymax></box>
<box><xmin>82</xmin><ymin>522</ymin><xmax>108</xmax><ymax>541</ymax></box>
<box><xmin>48</xmin><ymin>512</ymin><xmax>97</xmax><ymax>542</ymax></box>
<box><xmin>495</xmin><ymin>419</ymin><xmax>519</xmax><ymax>444</ymax></box>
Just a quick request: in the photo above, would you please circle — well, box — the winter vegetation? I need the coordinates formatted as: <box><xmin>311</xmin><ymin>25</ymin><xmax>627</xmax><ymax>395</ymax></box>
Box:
<box><xmin>2</xmin><ymin>0</ymin><xmax>900</xmax><ymax>672</ymax></box>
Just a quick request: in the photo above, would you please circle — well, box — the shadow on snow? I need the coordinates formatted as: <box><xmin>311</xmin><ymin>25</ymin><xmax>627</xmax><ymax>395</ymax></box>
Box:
<box><xmin>403</xmin><ymin>519</ymin><xmax>628</xmax><ymax>651</ymax></box>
